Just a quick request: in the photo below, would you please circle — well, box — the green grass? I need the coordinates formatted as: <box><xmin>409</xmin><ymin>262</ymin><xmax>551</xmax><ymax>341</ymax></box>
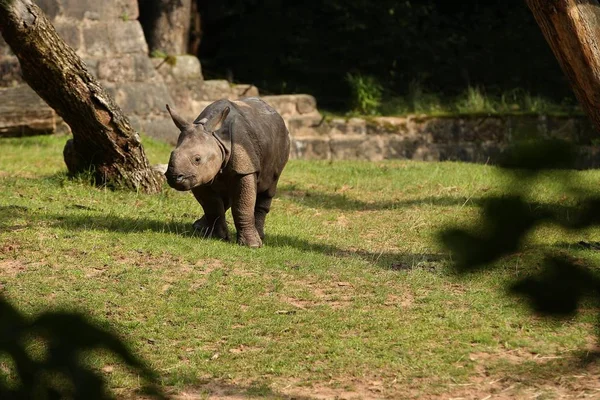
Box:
<box><xmin>340</xmin><ymin>82</ymin><xmax>584</xmax><ymax>117</ymax></box>
<box><xmin>1</xmin><ymin>134</ymin><xmax>600</xmax><ymax>399</ymax></box>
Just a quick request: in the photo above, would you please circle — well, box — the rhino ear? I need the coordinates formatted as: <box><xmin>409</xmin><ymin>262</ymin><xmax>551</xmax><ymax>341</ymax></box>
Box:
<box><xmin>204</xmin><ymin>106</ymin><xmax>230</xmax><ymax>132</ymax></box>
<box><xmin>166</xmin><ymin>104</ymin><xmax>189</xmax><ymax>131</ymax></box>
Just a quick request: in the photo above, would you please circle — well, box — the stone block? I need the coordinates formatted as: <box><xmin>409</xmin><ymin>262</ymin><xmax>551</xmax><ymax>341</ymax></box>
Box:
<box><xmin>112</xmin><ymin>21</ymin><xmax>148</xmax><ymax>54</ymax></box>
<box><xmin>233</xmin><ymin>84</ymin><xmax>259</xmax><ymax>98</ymax></box>
<box><xmin>0</xmin><ymin>35</ymin><xmax>13</xmax><ymax>57</ymax></box>
<box><xmin>287</xmin><ymin>113</ymin><xmax>326</xmax><ymax>137</ymax></box>
<box><xmin>130</xmin><ymin>116</ymin><xmax>179</xmax><ymax>145</ymax></box>
<box><xmin>296</xmin><ymin>94</ymin><xmax>317</xmax><ymax>114</ymax></box>
<box><xmin>507</xmin><ymin>116</ymin><xmax>542</xmax><ymax>141</ymax></box>
<box><xmin>0</xmin><ymin>85</ymin><xmax>62</xmax><ymax>137</ymax></box>
<box><xmin>36</xmin><ymin>0</ymin><xmax>60</xmax><ymax>20</ymax></box>
<box><xmin>328</xmin><ymin>117</ymin><xmax>366</xmax><ymax>136</ymax></box>
<box><xmin>198</xmin><ymin>80</ymin><xmax>233</xmax><ymax>101</ymax></box>
<box><xmin>290</xmin><ymin>136</ymin><xmax>331</xmax><ymax>160</ymax></box>
<box><xmin>83</xmin><ymin>21</ymin><xmax>147</xmax><ymax>57</ymax></box>
<box><xmin>59</xmin><ymin>0</ymin><xmax>139</xmax><ymax>21</ymax></box>
<box><xmin>356</xmin><ymin>135</ymin><xmax>387</xmax><ymax>161</ymax></box>
<box><xmin>369</xmin><ymin>117</ymin><xmax>410</xmax><ymax>135</ymax></box>
<box><xmin>457</xmin><ymin>117</ymin><xmax>507</xmax><ymax>143</ymax></box>
<box><xmin>82</xmin><ymin>23</ymin><xmax>112</xmax><ymax>56</ymax></box>
<box><xmin>104</xmin><ymin>82</ymin><xmax>173</xmax><ymax>115</ymax></box>
<box><xmin>97</xmin><ymin>56</ymin><xmax>136</xmax><ymax>82</ymax></box>
<box><xmin>81</xmin><ymin>57</ymin><xmax>99</xmax><ymax>78</ymax></box>
<box><xmin>387</xmin><ymin>136</ymin><xmax>420</xmax><ymax>159</ymax></box>
<box><xmin>329</xmin><ymin>134</ymin><xmax>366</xmax><ymax>160</ymax></box>
<box><xmin>0</xmin><ymin>56</ymin><xmax>23</xmax><ymax>87</ymax></box>
<box><xmin>419</xmin><ymin>117</ymin><xmax>459</xmax><ymax>143</ymax></box>
<box><xmin>97</xmin><ymin>54</ymin><xmax>160</xmax><ymax>83</ymax></box>
<box><xmin>262</xmin><ymin>94</ymin><xmax>317</xmax><ymax>117</ymax></box>
<box><xmin>152</xmin><ymin>55</ymin><xmax>203</xmax><ymax>83</ymax></box>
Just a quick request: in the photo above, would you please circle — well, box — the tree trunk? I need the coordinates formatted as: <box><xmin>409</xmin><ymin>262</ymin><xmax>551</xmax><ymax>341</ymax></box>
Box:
<box><xmin>139</xmin><ymin>0</ymin><xmax>192</xmax><ymax>55</ymax></box>
<box><xmin>188</xmin><ymin>0</ymin><xmax>202</xmax><ymax>56</ymax></box>
<box><xmin>525</xmin><ymin>0</ymin><xmax>600</xmax><ymax>133</ymax></box>
<box><xmin>0</xmin><ymin>0</ymin><xmax>163</xmax><ymax>193</ymax></box>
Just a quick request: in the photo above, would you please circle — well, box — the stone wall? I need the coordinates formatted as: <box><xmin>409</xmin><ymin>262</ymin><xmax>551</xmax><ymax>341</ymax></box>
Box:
<box><xmin>1</xmin><ymin>1</ymin><xmax>598</xmax><ymax>167</ymax></box>
<box><xmin>288</xmin><ymin>113</ymin><xmax>600</xmax><ymax>168</ymax></box>
<box><xmin>0</xmin><ymin>0</ymin><xmax>270</xmax><ymax>141</ymax></box>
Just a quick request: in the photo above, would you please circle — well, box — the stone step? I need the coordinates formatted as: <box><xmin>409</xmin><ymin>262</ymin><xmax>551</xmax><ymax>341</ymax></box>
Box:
<box><xmin>0</xmin><ymin>86</ymin><xmax>68</xmax><ymax>137</ymax></box>
<box><xmin>286</xmin><ymin>113</ymin><xmax>326</xmax><ymax>137</ymax></box>
<box><xmin>261</xmin><ymin>94</ymin><xmax>317</xmax><ymax>118</ymax></box>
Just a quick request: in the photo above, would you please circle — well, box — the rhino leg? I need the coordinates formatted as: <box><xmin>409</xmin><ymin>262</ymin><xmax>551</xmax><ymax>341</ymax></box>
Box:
<box><xmin>191</xmin><ymin>186</ymin><xmax>230</xmax><ymax>240</ymax></box>
<box><xmin>255</xmin><ymin>180</ymin><xmax>279</xmax><ymax>240</ymax></box>
<box><xmin>232</xmin><ymin>174</ymin><xmax>262</xmax><ymax>248</ymax></box>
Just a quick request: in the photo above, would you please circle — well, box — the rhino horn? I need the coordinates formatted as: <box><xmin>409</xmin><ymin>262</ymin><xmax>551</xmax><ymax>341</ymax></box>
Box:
<box><xmin>166</xmin><ymin>104</ymin><xmax>189</xmax><ymax>131</ymax></box>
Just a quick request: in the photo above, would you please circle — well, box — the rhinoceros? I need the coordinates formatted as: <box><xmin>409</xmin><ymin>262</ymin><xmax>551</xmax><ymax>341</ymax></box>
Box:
<box><xmin>164</xmin><ymin>98</ymin><xmax>290</xmax><ymax>248</ymax></box>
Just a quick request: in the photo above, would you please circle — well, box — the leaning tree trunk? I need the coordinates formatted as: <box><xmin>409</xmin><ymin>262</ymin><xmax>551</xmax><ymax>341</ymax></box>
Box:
<box><xmin>0</xmin><ymin>0</ymin><xmax>162</xmax><ymax>193</ymax></box>
<box><xmin>525</xmin><ymin>0</ymin><xmax>600</xmax><ymax>133</ymax></box>
<box><xmin>139</xmin><ymin>0</ymin><xmax>192</xmax><ymax>55</ymax></box>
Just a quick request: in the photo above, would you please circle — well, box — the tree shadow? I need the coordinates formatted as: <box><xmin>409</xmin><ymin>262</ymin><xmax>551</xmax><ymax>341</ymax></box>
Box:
<box><xmin>0</xmin><ymin>296</ymin><xmax>166</xmax><ymax>400</ymax></box>
<box><xmin>163</xmin><ymin>381</ymin><xmax>320</xmax><ymax>400</ymax></box>
<box><xmin>438</xmin><ymin>139</ymin><xmax>600</xmax><ymax>336</ymax></box>
<box><xmin>278</xmin><ymin>185</ymin><xmax>484</xmax><ymax>211</ymax></box>
<box><xmin>266</xmin><ymin>233</ymin><xmax>447</xmax><ymax>271</ymax></box>
<box><xmin>0</xmin><ymin>207</ymin><xmax>447</xmax><ymax>271</ymax></box>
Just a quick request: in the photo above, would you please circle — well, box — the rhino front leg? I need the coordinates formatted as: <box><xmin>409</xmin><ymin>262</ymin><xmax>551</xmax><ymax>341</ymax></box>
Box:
<box><xmin>232</xmin><ymin>174</ymin><xmax>262</xmax><ymax>248</ymax></box>
<box><xmin>192</xmin><ymin>186</ymin><xmax>230</xmax><ymax>240</ymax></box>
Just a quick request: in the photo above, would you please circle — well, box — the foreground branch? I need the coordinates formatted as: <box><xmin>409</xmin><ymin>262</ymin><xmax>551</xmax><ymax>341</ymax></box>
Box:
<box><xmin>526</xmin><ymin>0</ymin><xmax>600</xmax><ymax>133</ymax></box>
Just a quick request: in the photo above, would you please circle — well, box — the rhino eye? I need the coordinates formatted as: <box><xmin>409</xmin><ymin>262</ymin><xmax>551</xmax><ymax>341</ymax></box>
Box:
<box><xmin>193</xmin><ymin>155</ymin><xmax>202</xmax><ymax>165</ymax></box>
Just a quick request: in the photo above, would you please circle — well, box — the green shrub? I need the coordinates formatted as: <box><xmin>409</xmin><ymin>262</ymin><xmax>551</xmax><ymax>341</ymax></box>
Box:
<box><xmin>346</xmin><ymin>73</ymin><xmax>383</xmax><ymax>115</ymax></box>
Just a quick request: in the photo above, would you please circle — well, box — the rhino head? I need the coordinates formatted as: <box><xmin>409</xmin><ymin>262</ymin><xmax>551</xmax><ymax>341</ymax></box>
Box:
<box><xmin>164</xmin><ymin>104</ymin><xmax>230</xmax><ymax>191</ymax></box>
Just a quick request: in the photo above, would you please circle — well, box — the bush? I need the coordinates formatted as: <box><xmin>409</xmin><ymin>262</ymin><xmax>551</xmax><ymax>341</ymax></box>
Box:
<box><xmin>346</xmin><ymin>73</ymin><xmax>383</xmax><ymax>115</ymax></box>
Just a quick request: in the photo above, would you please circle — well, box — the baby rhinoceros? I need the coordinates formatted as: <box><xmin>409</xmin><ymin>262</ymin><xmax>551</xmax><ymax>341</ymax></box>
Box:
<box><xmin>164</xmin><ymin>98</ymin><xmax>290</xmax><ymax>248</ymax></box>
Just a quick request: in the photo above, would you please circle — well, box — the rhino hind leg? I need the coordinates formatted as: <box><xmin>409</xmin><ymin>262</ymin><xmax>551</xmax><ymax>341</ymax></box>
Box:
<box><xmin>254</xmin><ymin>192</ymin><xmax>274</xmax><ymax>240</ymax></box>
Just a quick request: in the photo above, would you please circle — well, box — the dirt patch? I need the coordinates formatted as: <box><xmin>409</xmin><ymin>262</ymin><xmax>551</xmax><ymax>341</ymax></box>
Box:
<box><xmin>0</xmin><ymin>258</ymin><xmax>28</xmax><ymax>276</ymax></box>
<box><xmin>383</xmin><ymin>293</ymin><xmax>414</xmax><ymax>308</ymax></box>
<box><xmin>278</xmin><ymin>294</ymin><xmax>316</xmax><ymax>310</ymax></box>
<box><xmin>440</xmin><ymin>341</ymin><xmax>600</xmax><ymax>400</ymax></box>
<box><xmin>312</xmin><ymin>285</ymin><xmax>355</xmax><ymax>310</ymax></box>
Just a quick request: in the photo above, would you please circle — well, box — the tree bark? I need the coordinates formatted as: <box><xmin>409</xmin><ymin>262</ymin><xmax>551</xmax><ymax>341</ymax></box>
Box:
<box><xmin>139</xmin><ymin>0</ymin><xmax>192</xmax><ymax>55</ymax></box>
<box><xmin>188</xmin><ymin>0</ymin><xmax>202</xmax><ymax>56</ymax></box>
<box><xmin>0</xmin><ymin>0</ymin><xmax>163</xmax><ymax>193</ymax></box>
<box><xmin>525</xmin><ymin>0</ymin><xmax>600</xmax><ymax>133</ymax></box>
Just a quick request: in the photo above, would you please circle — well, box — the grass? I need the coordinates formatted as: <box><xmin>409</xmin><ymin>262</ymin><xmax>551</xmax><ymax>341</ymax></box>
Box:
<box><xmin>2</xmin><ymin>134</ymin><xmax>600</xmax><ymax>398</ymax></box>
<box><xmin>342</xmin><ymin>78</ymin><xmax>583</xmax><ymax>117</ymax></box>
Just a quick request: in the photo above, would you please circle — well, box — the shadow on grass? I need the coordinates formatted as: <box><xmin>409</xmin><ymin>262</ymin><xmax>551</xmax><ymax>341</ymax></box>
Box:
<box><xmin>0</xmin><ymin>296</ymin><xmax>166</xmax><ymax>400</ymax></box>
<box><xmin>266</xmin><ymin>233</ymin><xmax>447</xmax><ymax>271</ymax></box>
<box><xmin>279</xmin><ymin>186</ymin><xmax>484</xmax><ymax>211</ymax></box>
<box><xmin>0</xmin><ymin>206</ymin><xmax>447</xmax><ymax>271</ymax></box>
<box><xmin>164</xmin><ymin>381</ymin><xmax>319</xmax><ymax>400</ymax></box>
<box><xmin>479</xmin><ymin>348</ymin><xmax>600</xmax><ymax>395</ymax></box>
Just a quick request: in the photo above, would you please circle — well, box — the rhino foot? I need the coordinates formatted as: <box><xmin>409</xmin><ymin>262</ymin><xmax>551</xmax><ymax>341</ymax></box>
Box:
<box><xmin>193</xmin><ymin>216</ymin><xmax>229</xmax><ymax>240</ymax></box>
<box><xmin>237</xmin><ymin>229</ymin><xmax>263</xmax><ymax>248</ymax></box>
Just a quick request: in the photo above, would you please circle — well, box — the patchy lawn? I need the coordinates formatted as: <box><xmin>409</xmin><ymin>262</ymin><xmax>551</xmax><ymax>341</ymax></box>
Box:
<box><xmin>1</xmin><ymin>134</ymin><xmax>600</xmax><ymax>399</ymax></box>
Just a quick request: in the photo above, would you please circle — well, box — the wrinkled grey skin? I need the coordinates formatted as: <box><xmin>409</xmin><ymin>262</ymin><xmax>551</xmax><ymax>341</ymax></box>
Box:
<box><xmin>165</xmin><ymin>97</ymin><xmax>290</xmax><ymax>248</ymax></box>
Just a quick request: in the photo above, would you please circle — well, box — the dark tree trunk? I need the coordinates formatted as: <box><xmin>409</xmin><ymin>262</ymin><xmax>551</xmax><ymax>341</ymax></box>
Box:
<box><xmin>0</xmin><ymin>0</ymin><xmax>163</xmax><ymax>193</ymax></box>
<box><xmin>139</xmin><ymin>0</ymin><xmax>192</xmax><ymax>55</ymax></box>
<box><xmin>526</xmin><ymin>0</ymin><xmax>600</xmax><ymax>133</ymax></box>
<box><xmin>188</xmin><ymin>0</ymin><xmax>202</xmax><ymax>56</ymax></box>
